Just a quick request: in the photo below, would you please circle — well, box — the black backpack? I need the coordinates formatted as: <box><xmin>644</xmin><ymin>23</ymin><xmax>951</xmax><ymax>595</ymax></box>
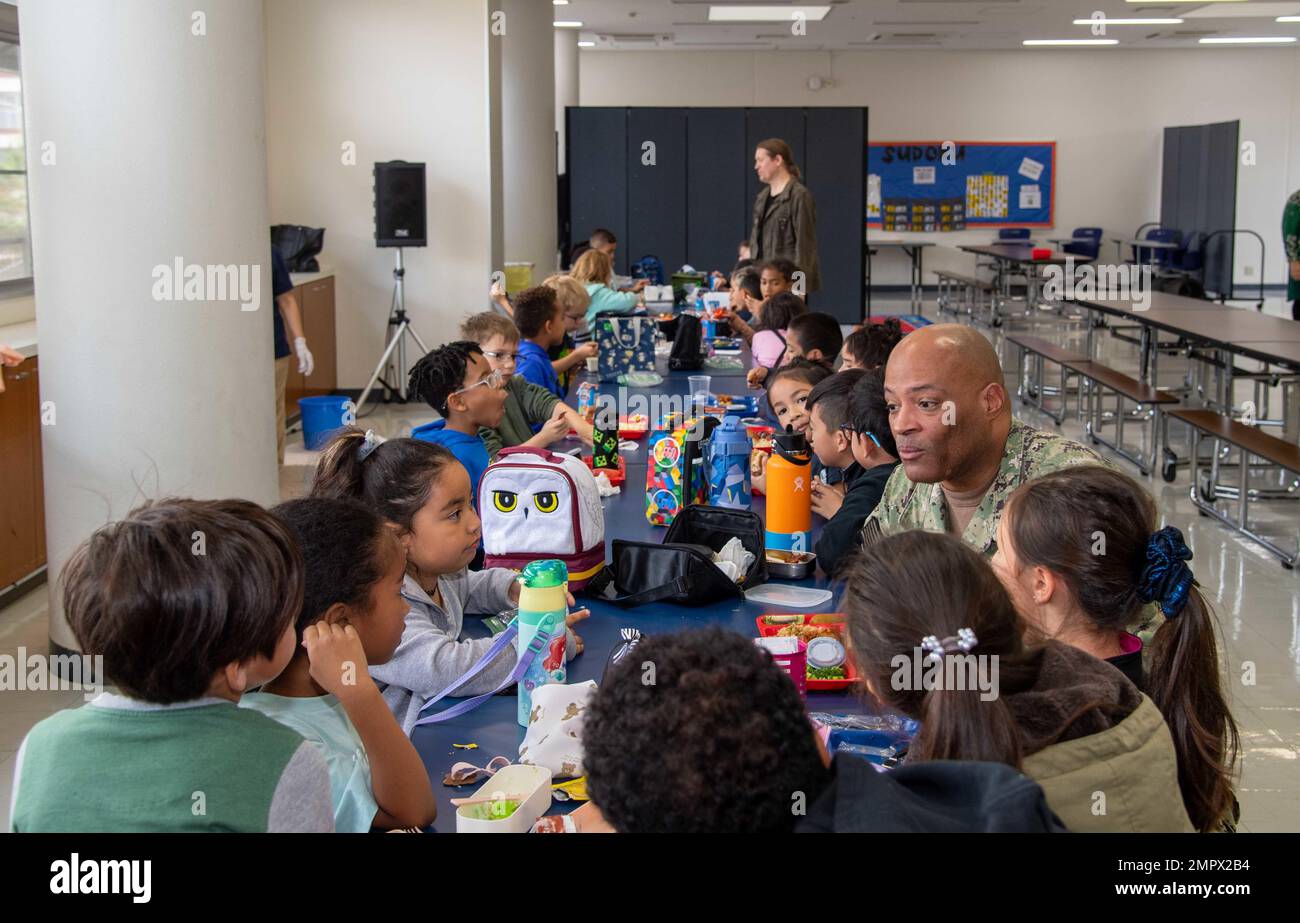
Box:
<box><xmin>669</xmin><ymin>313</ymin><xmax>704</xmax><ymax>371</ymax></box>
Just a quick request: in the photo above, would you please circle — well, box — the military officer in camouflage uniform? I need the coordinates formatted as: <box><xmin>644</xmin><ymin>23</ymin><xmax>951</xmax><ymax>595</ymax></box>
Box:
<box><xmin>861</xmin><ymin>323</ymin><xmax>1162</xmax><ymax>640</ymax></box>
<box><xmin>862</xmin><ymin>323</ymin><xmax>1104</xmax><ymax>553</ymax></box>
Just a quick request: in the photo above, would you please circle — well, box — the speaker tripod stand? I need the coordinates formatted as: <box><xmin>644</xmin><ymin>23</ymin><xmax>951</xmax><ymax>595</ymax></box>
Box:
<box><xmin>355</xmin><ymin>248</ymin><xmax>430</xmax><ymax>415</ymax></box>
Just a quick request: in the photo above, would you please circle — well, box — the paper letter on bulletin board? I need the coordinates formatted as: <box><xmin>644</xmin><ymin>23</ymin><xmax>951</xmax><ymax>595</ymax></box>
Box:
<box><xmin>865</xmin><ymin>141</ymin><xmax>1055</xmax><ymax>230</ymax></box>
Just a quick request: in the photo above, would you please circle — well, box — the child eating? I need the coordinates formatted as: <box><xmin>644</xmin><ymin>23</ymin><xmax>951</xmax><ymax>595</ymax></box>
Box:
<box><xmin>244</xmin><ymin>497</ymin><xmax>439</xmax><ymax>832</ymax></box>
<box><xmin>311</xmin><ymin>428</ymin><xmax>589</xmax><ymax>734</ymax></box>
<box><xmin>10</xmin><ymin>499</ymin><xmax>334</xmax><ymax>832</ymax></box>
<box><xmin>408</xmin><ymin>341</ymin><xmax>507</xmax><ymax>504</ymax></box>
<box><xmin>805</xmin><ymin>368</ymin><xmax>899</xmax><ymax>577</ymax></box>
<box><xmin>512</xmin><ymin>286</ymin><xmax>569</xmax><ymax>399</ymax></box>
<box><xmin>459</xmin><ymin>312</ymin><xmax>593</xmax><ymax>458</ymax></box>
<box><xmin>753</xmin><ymin>359</ymin><xmax>832</xmax><ymax>493</ymax></box>
<box><xmin>745</xmin><ymin>292</ymin><xmax>808</xmax><ymax>386</ymax></box>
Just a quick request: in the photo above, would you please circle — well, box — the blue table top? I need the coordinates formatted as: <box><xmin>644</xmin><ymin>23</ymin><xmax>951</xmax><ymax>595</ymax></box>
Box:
<box><xmin>410</xmin><ymin>356</ymin><xmax>869</xmax><ymax>832</ymax></box>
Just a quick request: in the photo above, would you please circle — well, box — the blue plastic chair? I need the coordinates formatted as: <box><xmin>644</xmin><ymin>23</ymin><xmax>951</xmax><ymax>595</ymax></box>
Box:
<box><xmin>1063</xmin><ymin>227</ymin><xmax>1101</xmax><ymax>260</ymax></box>
<box><xmin>1134</xmin><ymin>228</ymin><xmax>1181</xmax><ymax>269</ymax></box>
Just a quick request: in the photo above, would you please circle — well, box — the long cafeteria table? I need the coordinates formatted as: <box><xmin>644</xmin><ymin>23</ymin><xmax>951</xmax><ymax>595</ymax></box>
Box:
<box><xmin>409</xmin><ymin>357</ymin><xmax>871</xmax><ymax>832</ymax></box>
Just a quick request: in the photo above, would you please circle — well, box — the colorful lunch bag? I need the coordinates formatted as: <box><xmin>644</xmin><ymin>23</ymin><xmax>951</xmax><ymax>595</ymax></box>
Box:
<box><xmin>478</xmin><ymin>446</ymin><xmax>607</xmax><ymax>590</ymax></box>
<box><xmin>594</xmin><ymin>315</ymin><xmax>657</xmax><ymax>383</ymax></box>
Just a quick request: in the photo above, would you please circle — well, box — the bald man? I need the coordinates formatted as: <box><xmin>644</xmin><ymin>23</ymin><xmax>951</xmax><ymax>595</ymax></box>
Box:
<box><xmin>862</xmin><ymin>324</ymin><xmax>1105</xmax><ymax>556</ymax></box>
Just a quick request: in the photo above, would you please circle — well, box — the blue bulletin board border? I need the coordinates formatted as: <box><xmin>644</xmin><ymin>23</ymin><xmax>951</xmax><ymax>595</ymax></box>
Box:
<box><xmin>866</xmin><ymin>140</ymin><xmax>1056</xmax><ymax>229</ymax></box>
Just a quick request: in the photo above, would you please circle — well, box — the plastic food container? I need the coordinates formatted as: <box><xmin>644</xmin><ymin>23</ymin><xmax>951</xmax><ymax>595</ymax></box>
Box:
<box><xmin>583</xmin><ymin>453</ymin><xmax>626</xmax><ymax>486</ymax></box>
<box><xmin>618</xmin><ymin>415</ymin><xmax>649</xmax><ymax>440</ymax></box>
<box><xmin>455</xmin><ymin>764</ymin><xmax>553</xmax><ymax>833</ymax></box>
<box><xmin>765</xmin><ymin>548</ymin><xmax>816</xmax><ymax>579</ymax></box>
<box><xmin>755</xmin><ymin>635</ymin><xmax>807</xmax><ymax>698</ymax></box>
<box><xmin>1031</xmin><ymin>247</ymin><xmax>1052</xmax><ymax>260</ymax></box>
<box><xmin>755</xmin><ymin>613</ymin><xmax>858</xmax><ymax>692</ymax></box>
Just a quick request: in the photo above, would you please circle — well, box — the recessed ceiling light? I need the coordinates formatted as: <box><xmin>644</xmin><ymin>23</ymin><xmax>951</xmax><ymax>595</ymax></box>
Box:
<box><xmin>1278</xmin><ymin>16</ymin><xmax>1300</xmax><ymax>21</ymax></box>
<box><xmin>1127</xmin><ymin>0</ymin><xmax>1247</xmax><ymax>3</ymax></box>
<box><xmin>708</xmin><ymin>5</ymin><xmax>831</xmax><ymax>22</ymax></box>
<box><xmin>1199</xmin><ymin>35</ymin><xmax>1297</xmax><ymax>42</ymax></box>
<box><xmin>578</xmin><ymin>40</ymin><xmax>595</xmax><ymax>47</ymax></box>
<box><xmin>553</xmin><ymin>21</ymin><xmax>583</xmax><ymax>29</ymax></box>
<box><xmin>1072</xmin><ymin>18</ymin><xmax>1183</xmax><ymax>25</ymax></box>
<box><xmin>1023</xmin><ymin>38</ymin><xmax>1119</xmax><ymax>45</ymax></box>
<box><xmin>553</xmin><ymin>0</ymin><xmax>569</xmax><ymax>5</ymax></box>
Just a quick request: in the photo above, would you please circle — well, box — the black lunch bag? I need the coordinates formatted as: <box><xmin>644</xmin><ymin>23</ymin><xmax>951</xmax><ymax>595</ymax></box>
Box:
<box><xmin>585</xmin><ymin>505</ymin><xmax>767</xmax><ymax>607</ymax></box>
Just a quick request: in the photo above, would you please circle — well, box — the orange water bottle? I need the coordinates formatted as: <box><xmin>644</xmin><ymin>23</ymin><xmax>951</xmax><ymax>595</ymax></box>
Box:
<box><xmin>766</xmin><ymin>426</ymin><xmax>812</xmax><ymax>553</ymax></box>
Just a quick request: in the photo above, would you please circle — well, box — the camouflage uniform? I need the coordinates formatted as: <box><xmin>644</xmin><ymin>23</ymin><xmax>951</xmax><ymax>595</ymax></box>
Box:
<box><xmin>861</xmin><ymin>418</ymin><xmax>1163</xmax><ymax>643</ymax></box>
<box><xmin>863</xmin><ymin>418</ymin><xmax>1103</xmax><ymax>554</ymax></box>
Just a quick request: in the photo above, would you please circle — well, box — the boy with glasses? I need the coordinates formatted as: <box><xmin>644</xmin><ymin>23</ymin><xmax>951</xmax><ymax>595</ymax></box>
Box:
<box><xmin>408</xmin><ymin>341</ymin><xmax>508</xmax><ymax>508</ymax></box>
<box><xmin>459</xmin><ymin>313</ymin><xmax>593</xmax><ymax>459</ymax></box>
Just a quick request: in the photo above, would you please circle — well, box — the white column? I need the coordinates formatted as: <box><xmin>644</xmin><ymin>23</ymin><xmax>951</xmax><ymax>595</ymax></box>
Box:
<box><xmin>22</xmin><ymin>0</ymin><xmax>279</xmax><ymax>652</ymax></box>
<box><xmin>497</xmin><ymin>0</ymin><xmax>557</xmax><ymax>280</ymax></box>
<box><xmin>554</xmin><ymin>27</ymin><xmax>579</xmax><ymax>176</ymax></box>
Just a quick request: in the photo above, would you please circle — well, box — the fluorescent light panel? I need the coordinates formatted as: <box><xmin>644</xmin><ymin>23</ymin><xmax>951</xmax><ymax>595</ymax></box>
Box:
<box><xmin>1199</xmin><ymin>35</ymin><xmax>1296</xmax><ymax>42</ymax></box>
<box><xmin>1023</xmin><ymin>38</ymin><xmax>1119</xmax><ymax>45</ymax></box>
<box><xmin>708</xmin><ymin>5</ymin><xmax>831</xmax><ymax>22</ymax></box>
<box><xmin>553</xmin><ymin>21</ymin><xmax>583</xmax><ymax>28</ymax></box>
<box><xmin>1072</xmin><ymin>17</ymin><xmax>1183</xmax><ymax>24</ymax></box>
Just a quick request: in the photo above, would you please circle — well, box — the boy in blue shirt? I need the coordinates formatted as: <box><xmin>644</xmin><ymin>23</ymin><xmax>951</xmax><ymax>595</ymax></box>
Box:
<box><xmin>512</xmin><ymin>286</ymin><xmax>566</xmax><ymax>399</ymax></box>
<box><xmin>408</xmin><ymin>341</ymin><xmax>507</xmax><ymax>504</ymax></box>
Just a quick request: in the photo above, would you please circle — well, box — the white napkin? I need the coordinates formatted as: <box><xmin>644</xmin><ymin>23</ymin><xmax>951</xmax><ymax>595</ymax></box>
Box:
<box><xmin>594</xmin><ymin>472</ymin><xmax>621</xmax><ymax>498</ymax></box>
<box><xmin>712</xmin><ymin>537</ymin><xmax>755</xmax><ymax>584</ymax></box>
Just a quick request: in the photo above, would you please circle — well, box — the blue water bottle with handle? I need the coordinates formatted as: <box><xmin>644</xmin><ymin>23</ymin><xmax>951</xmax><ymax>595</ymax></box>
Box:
<box><xmin>706</xmin><ymin>416</ymin><xmax>752</xmax><ymax>509</ymax></box>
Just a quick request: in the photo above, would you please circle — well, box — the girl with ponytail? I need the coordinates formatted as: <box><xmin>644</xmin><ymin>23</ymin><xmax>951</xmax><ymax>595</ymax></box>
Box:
<box><xmin>310</xmin><ymin>427</ymin><xmax>588</xmax><ymax>734</ymax></box>
<box><xmin>843</xmin><ymin>530</ymin><xmax>1193</xmax><ymax>832</ymax></box>
<box><xmin>992</xmin><ymin>466</ymin><xmax>1239</xmax><ymax>832</ymax></box>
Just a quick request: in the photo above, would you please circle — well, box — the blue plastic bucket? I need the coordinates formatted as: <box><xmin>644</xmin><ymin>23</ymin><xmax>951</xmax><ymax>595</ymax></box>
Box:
<box><xmin>298</xmin><ymin>395</ymin><xmax>351</xmax><ymax>451</ymax></box>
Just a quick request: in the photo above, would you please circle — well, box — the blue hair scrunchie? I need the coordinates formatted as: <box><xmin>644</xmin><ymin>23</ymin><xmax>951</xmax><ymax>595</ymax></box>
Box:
<box><xmin>1137</xmin><ymin>525</ymin><xmax>1195</xmax><ymax>617</ymax></box>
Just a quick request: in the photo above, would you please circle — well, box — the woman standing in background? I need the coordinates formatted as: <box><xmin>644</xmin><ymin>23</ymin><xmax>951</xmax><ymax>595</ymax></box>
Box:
<box><xmin>750</xmin><ymin>139</ymin><xmax>820</xmax><ymax>295</ymax></box>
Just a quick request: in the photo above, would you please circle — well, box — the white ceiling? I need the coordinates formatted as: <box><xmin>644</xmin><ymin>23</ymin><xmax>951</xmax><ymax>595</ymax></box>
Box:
<box><xmin>559</xmin><ymin>0</ymin><xmax>1300</xmax><ymax>50</ymax></box>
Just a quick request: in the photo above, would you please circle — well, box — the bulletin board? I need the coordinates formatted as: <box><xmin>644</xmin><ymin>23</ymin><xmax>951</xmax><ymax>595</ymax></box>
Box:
<box><xmin>866</xmin><ymin>141</ymin><xmax>1055</xmax><ymax>231</ymax></box>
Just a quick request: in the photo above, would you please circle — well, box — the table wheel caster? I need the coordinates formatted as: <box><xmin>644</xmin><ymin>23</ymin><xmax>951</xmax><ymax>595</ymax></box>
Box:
<box><xmin>1161</xmin><ymin>449</ymin><xmax>1178</xmax><ymax>483</ymax></box>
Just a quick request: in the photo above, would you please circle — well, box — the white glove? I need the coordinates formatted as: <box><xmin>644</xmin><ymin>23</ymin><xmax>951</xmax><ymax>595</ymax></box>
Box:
<box><xmin>294</xmin><ymin>337</ymin><xmax>315</xmax><ymax>376</ymax></box>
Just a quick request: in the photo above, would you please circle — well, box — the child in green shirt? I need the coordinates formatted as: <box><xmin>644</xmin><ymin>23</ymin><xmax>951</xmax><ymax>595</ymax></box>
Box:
<box><xmin>10</xmin><ymin>499</ymin><xmax>333</xmax><ymax>832</ymax></box>
<box><xmin>460</xmin><ymin>312</ymin><xmax>593</xmax><ymax>458</ymax></box>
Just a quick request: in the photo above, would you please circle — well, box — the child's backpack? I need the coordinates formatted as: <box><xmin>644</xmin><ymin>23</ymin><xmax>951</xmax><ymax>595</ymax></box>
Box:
<box><xmin>668</xmin><ymin>313</ymin><xmax>704</xmax><ymax>371</ymax></box>
<box><xmin>630</xmin><ymin>254</ymin><xmax>666</xmax><ymax>285</ymax></box>
<box><xmin>478</xmin><ymin>446</ymin><xmax>606</xmax><ymax>590</ymax></box>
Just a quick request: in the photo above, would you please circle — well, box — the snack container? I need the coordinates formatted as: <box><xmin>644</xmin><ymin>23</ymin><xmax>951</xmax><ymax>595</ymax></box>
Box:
<box><xmin>455</xmin><ymin>764</ymin><xmax>554</xmax><ymax>834</ymax></box>
<box><xmin>583</xmin><ymin>453</ymin><xmax>626</xmax><ymax>486</ymax></box>
<box><xmin>755</xmin><ymin>613</ymin><xmax>857</xmax><ymax>692</ymax></box>
<box><xmin>755</xmin><ymin>636</ymin><xmax>807</xmax><ymax>698</ymax></box>
<box><xmin>765</xmin><ymin>549</ymin><xmax>816</xmax><ymax>579</ymax></box>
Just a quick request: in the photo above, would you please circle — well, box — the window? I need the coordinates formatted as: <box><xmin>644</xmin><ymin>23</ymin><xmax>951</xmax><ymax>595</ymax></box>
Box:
<box><xmin>0</xmin><ymin>38</ymin><xmax>29</xmax><ymax>286</ymax></box>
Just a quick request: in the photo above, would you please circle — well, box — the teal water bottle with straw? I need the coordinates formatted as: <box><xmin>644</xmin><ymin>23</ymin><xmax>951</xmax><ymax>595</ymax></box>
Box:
<box><xmin>515</xmin><ymin>560</ymin><xmax>569</xmax><ymax>727</ymax></box>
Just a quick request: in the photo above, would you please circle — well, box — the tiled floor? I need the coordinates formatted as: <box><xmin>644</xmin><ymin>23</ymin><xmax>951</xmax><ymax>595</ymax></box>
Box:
<box><xmin>2</xmin><ymin>296</ymin><xmax>1297</xmax><ymax>831</ymax></box>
